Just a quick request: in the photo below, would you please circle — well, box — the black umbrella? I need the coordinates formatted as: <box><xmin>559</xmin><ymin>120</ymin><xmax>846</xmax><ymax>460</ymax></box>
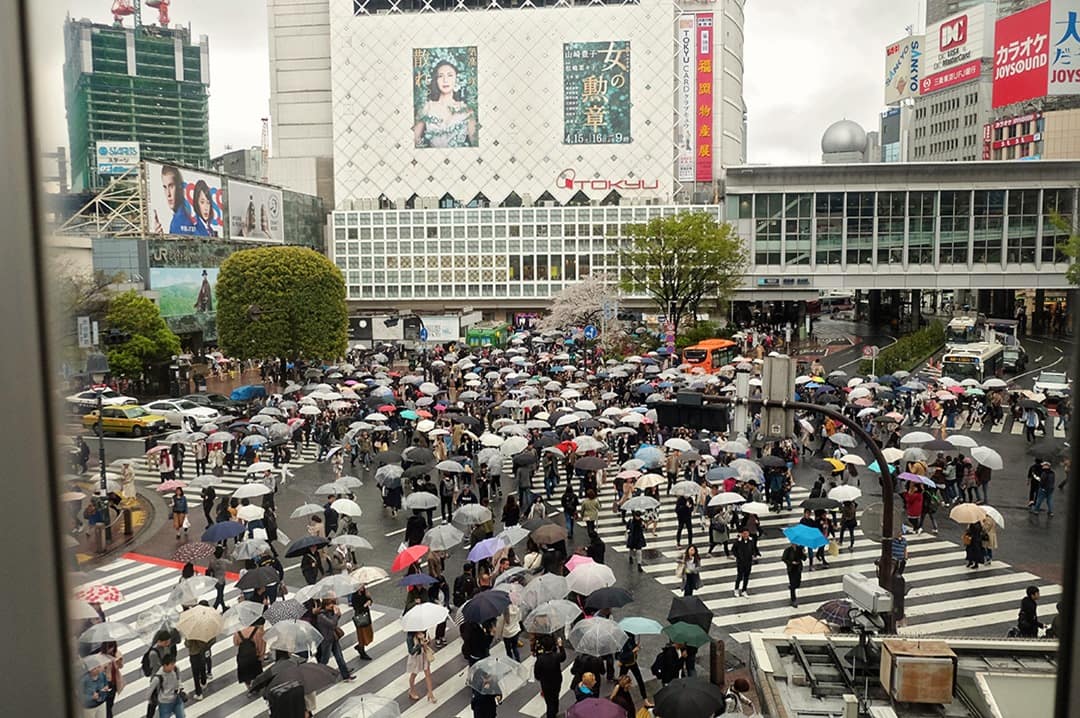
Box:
<box><xmin>872</xmin><ymin>415</ymin><xmax>900</xmax><ymax>424</ymax></box>
<box><xmin>462</xmin><ymin>590</ymin><xmax>512</xmax><ymax>623</ymax></box>
<box><xmin>667</xmin><ymin>596</ymin><xmax>713</xmax><ymax>633</ymax></box>
<box><xmin>284</xmin><ymin>536</ymin><xmax>328</xmax><ymax>558</ymax></box>
<box><xmin>513</xmin><ymin>452</ymin><xmax>539</xmax><ymax>467</ymax></box>
<box><xmin>584</xmin><ymin>587</ymin><xmax>633</xmax><ymax>611</ymax></box>
<box><xmin>654</xmin><ymin>677</ymin><xmax>727</xmax><ymax>718</ymax></box>
<box><xmin>270</xmin><ymin>661</ymin><xmax>339</xmax><ymax>693</ymax></box>
<box><xmin>403</xmin><ymin>447</ymin><xmax>435</xmax><ymax>464</ymax></box>
<box><xmin>1020</xmin><ymin>399</ymin><xmax>1048</xmax><ymax>414</ymax></box>
<box><xmin>575</xmin><ymin>456</ymin><xmax>607</xmax><ymax>471</ymax></box>
<box><xmin>800</xmin><ymin>497</ymin><xmax>840</xmax><ymax>511</ymax></box>
<box><xmin>826</xmin><ymin>375</ymin><xmax>848</xmax><ymax>388</ymax></box>
<box><xmin>403</xmin><ymin>464</ymin><xmax>435</xmax><ymax>479</ymax></box>
<box><xmin>236</xmin><ymin>566</ymin><xmax>280</xmax><ymax>591</ymax></box>
<box><xmin>375</xmin><ymin>450</ymin><xmax>403</xmax><ymax>465</ymax></box>
<box><xmin>807</xmin><ymin>458</ymin><xmax>835</xmax><ymax>472</ymax></box>
<box><xmin>922</xmin><ymin>439</ymin><xmax>955</xmax><ymax>452</ymax></box>
<box><xmin>816</xmin><ymin>598</ymin><xmax>856</xmax><ymax>627</ymax></box>
<box><xmin>451</xmin><ymin>415</ymin><xmax>483</xmax><ymax>429</ymax></box>
<box><xmin>759</xmin><ymin>455</ymin><xmax>787</xmax><ymax>469</ymax></box>
<box><xmin>521</xmin><ymin>516</ymin><xmax>552</xmax><ymax>531</ymax></box>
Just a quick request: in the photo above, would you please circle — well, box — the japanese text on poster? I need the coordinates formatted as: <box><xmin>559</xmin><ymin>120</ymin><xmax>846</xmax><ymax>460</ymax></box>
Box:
<box><xmin>564</xmin><ymin>41</ymin><xmax>632</xmax><ymax>145</ymax></box>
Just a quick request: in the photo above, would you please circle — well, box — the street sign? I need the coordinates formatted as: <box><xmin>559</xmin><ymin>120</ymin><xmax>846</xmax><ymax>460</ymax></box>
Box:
<box><xmin>419</xmin><ymin>327</ymin><xmax>429</xmax><ymax>342</ymax></box>
<box><xmin>601</xmin><ymin>300</ymin><xmax>617</xmax><ymax>323</ymax></box>
<box><xmin>583</xmin><ymin>325</ymin><xmax>598</xmax><ymax>340</ymax></box>
<box><xmin>77</xmin><ymin>316</ymin><xmax>92</xmax><ymax>348</ymax></box>
<box><xmin>863</xmin><ymin>345</ymin><xmax>880</xmax><ymax>358</ymax></box>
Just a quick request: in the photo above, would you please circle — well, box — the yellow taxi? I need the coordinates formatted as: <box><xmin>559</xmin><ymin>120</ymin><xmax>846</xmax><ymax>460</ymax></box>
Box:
<box><xmin>82</xmin><ymin>404</ymin><xmax>168</xmax><ymax>437</ymax></box>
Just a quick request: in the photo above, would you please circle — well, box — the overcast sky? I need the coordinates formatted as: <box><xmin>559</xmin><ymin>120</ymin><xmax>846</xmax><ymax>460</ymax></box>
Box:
<box><xmin>29</xmin><ymin>0</ymin><xmax>923</xmax><ymax>166</ymax></box>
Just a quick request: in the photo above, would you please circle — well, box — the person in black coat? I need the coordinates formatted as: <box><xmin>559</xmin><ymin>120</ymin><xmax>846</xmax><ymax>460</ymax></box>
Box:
<box><xmin>533</xmin><ymin>635</ymin><xmax>567</xmax><ymax>718</ymax></box>
<box><xmin>1018</xmin><ymin>585</ymin><xmax>1044</xmax><ymax>637</ymax></box>
<box><xmin>471</xmin><ymin>687</ymin><xmax>499</xmax><ymax>718</ymax></box>
<box><xmin>732</xmin><ymin>528</ymin><xmax>754</xmax><ymax>597</ymax></box>
<box><xmin>649</xmin><ymin>642</ymin><xmax>681</xmax><ymax>687</ymax></box>
<box><xmin>405</xmin><ymin>510</ymin><xmax>427</xmax><ymax>547</ymax></box>
<box><xmin>323</xmin><ymin>496</ymin><xmax>339</xmax><ymax>537</ymax></box>
<box><xmin>674</xmin><ymin>495</ymin><xmax>694</xmax><ymax>547</ymax></box>
<box><xmin>626</xmin><ymin>511</ymin><xmax>647</xmax><ymax>573</ymax></box>
<box><xmin>570</xmin><ymin>652</ymin><xmax>604</xmax><ymax>695</ymax></box>
<box><xmin>781</xmin><ymin>543</ymin><xmax>805</xmax><ymax>607</ymax></box>
<box><xmin>964</xmin><ymin>521</ymin><xmax>986</xmax><ymax>569</ymax></box>
<box><xmin>586</xmin><ymin>529</ymin><xmax>606</xmax><ymax>565</ymax></box>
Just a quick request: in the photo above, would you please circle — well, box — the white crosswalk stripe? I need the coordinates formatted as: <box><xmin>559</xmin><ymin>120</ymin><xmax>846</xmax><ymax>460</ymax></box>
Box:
<box><xmin>539</xmin><ymin>476</ymin><xmax>1059</xmax><ymax>644</ymax></box>
<box><xmin>126</xmin><ymin>443</ymin><xmax>324</xmax><ymax>494</ymax></box>
<box><xmin>81</xmin><ymin>557</ymin><xmax>578</xmax><ymax>718</ymax></box>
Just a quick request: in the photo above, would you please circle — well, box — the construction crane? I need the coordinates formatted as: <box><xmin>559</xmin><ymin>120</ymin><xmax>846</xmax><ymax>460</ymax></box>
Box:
<box><xmin>145</xmin><ymin>0</ymin><xmax>171</xmax><ymax>26</ymax></box>
<box><xmin>260</xmin><ymin>117</ymin><xmax>270</xmax><ymax>183</ymax></box>
<box><xmin>110</xmin><ymin>0</ymin><xmax>136</xmax><ymax>25</ymax></box>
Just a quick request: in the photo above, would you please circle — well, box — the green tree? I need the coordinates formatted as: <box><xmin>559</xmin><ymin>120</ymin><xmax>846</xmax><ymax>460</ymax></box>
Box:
<box><xmin>105</xmin><ymin>290</ymin><xmax>181</xmax><ymax>378</ymax></box>
<box><xmin>1052</xmin><ymin>212</ymin><xmax>1080</xmax><ymax>286</ymax></box>
<box><xmin>216</xmin><ymin>246</ymin><xmax>348</xmax><ymax>361</ymax></box>
<box><xmin>619</xmin><ymin>212</ymin><xmax>747</xmax><ymax>339</ymax></box>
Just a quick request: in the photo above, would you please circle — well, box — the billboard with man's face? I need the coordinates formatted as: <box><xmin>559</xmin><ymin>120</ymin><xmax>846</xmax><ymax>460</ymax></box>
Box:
<box><xmin>146</xmin><ymin>161</ymin><xmax>227</xmax><ymax>238</ymax></box>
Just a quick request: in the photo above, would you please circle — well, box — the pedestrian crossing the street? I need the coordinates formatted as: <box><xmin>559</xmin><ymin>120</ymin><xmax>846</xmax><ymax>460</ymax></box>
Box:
<box><xmin>122</xmin><ymin>443</ymin><xmax>325</xmax><ymax>495</ymax></box>
<box><xmin>553</xmin><ymin>479</ymin><xmax>1059</xmax><ymax>643</ymax></box>
<box><xmin>908</xmin><ymin>410</ymin><xmax>1067</xmax><ymax>440</ymax></box>
<box><xmin>83</xmin><ymin>556</ymin><xmax>579</xmax><ymax>718</ymax></box>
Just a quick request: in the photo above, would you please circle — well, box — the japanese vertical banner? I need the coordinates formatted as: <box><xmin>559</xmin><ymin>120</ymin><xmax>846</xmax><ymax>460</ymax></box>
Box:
<box><xmin>676</xmin><ymin>15</ymin><xmax>696</xmax><ymax>182</ymax></box>
<box><xmin>695</xmin><ymin>13</ymin><xmax>714</xmax><ymax>182</ymax></box>
<box><xmin>992</xmin><ymin>1</ymin><xmax>1051</xmax><ymax>108</ymax></box>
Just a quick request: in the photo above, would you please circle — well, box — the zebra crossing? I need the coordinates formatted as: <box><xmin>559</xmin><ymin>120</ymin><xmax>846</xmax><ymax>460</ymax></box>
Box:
<box><xmin>551</xmin><ymin>478</ymin><xmax>1059</xmax><ymax>643</ymax></box>
<box><xmin>85</xmin><ymin>555</ymin><xmax>578</xmax><ymax>718</ymax></box>
<box><xmin>908</xmin><ymin>410</ymin><xmax>1067</xmax><ymax>439</ymax></box>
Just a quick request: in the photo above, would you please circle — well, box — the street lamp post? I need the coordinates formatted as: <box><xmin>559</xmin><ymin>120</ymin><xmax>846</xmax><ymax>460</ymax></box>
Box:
<box><xmin>86</xmin><ymin>352</ymin><xmax>112</xmax><ymax>542</ymax></box>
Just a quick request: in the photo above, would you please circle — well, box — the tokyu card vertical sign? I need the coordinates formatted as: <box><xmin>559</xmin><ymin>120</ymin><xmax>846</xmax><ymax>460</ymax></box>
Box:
<box><xmin>1049</xmin><ymin>0</ymin><xmax>1080</xmax><ymax>95</ymax></box>
<box><xmin>993</xmin><ymin>2</ymin><xmax>1051</xmax><ymax>107</ymax></box>
<box><xmin>695</xmin><ymin>13</ymin><xmax>714</xmax><ymax>182</ymax></box>
<box><xmin>676</xmin><ymin>15</ymin><xmax>696</xmax><ymax>182</ymax></box>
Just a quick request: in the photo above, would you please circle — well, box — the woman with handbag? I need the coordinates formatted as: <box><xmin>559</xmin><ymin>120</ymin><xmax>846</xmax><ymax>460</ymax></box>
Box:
<box><xmin>350</xmin><ymin>586</ymin><xmax>374</xmax><ymax>660</ymax></box>
<box><xmin>98</xmin><ymin>641</ymin><xmax>124</xmax><ymax>718</ymax></box>
<box><xmin>405</xmin><ymin>629</ymin><xmax>437</xmax><ymax>703</ymax></box>
<box><xmin>678</xmin><ymin>546</ymin><xmax>701</xmax><ymax>597</ymax></box>
<box><xmin>314</xmin><ymin>599</ymin><xmax>355</xmax><ymax>682</ymax></box>
<box><xmin>170</xmin><ymin>488</ymin><xmax>189</xmax><ymax>540</ymax></box>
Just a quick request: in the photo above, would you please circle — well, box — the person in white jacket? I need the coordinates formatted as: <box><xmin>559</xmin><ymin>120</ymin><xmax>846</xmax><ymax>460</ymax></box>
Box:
<box><xmin>495</xmin><ymin>603</ymin><xmax>523</xmax><ymax>662</ymax></box>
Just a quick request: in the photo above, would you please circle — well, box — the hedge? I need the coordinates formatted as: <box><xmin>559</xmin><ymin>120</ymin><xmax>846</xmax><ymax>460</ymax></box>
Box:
<box><xmin>858</xmin><ymin>320</ymin><xmax>944</xmax><ymax>376</ymax></box>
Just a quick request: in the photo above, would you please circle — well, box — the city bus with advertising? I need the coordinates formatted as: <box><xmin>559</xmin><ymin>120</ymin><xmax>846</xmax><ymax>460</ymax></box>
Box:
<box><xmin>945</xmin><ymin>314</ymin><xmax>986</xmax><ymax>347</ymax></box>
<box><xmin>465</xmin><ymin>322</ymin><xmax>512</xmax><ymax>349</ymax></box>
<box><xmin>940</xmin><ymin>342</ymin><xmax>1005</xmax><ymax>382</ymax></box>
<box><xmin>682</xmin><ymin>338</ymin><xmax>739</xmax><ymax>374</ymax></box>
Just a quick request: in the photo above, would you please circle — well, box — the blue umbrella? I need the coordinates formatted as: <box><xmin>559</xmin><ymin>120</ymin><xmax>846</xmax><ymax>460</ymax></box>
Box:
<box><xmin>634</xmin><ymin>446</ymin><xmax>665</xmax><ymax>469</ymax></box>
<box><xmin>201</xmin><ymin>521</ymin><xmax>246</xmax><ymax>543</ymax></box>
<box><xmin>635</xmin><ymin>384</ymin><xmax>654</xmax><ymax>395</ymax></box>
<box><xmin>399</xmin><ymin>574</ymin><xmax>438</xmax><ymax>588</ymax></box>
<box><xmin>867</xmin><ymin>461</ymin><xmax>897</xmax><ymax>475</ymax></box>
<box><xmin>783</xmin><ymin>524</ymin><xmax>828</xmax><ymax>549</ymax></box>
<box><xmin>399</xmin><ymin>409</ymin><xmax>419</xmax><ymax>420</ymax></box>
<box><xmin>468</xmin><ymin>536</ymin><xmax>509</xmax><ymax>563</ymax></box>
<box><xmin>617</xmin><ymin>616</ymin><xmax>664</xmax><ymax>635</ymax></box>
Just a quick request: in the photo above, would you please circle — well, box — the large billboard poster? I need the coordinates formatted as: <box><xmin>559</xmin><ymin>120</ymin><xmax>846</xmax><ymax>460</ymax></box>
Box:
<box><xmin>884</xmin><ymin>35</ymin><xmax>923</xmax><ymax>104</ymax></box>
<box><xmin>412</xmin><ymin>47</ymin><xmax>479</xmax><ymax>148</ymax></box>
<box><xmin>1049</xmin><ymin>0</ymin><xmax>1080</xmax><ymax>95</ymax></box>
<box><xmin>151</xmin><ymin>268</ymin><xmax>219</xmax><ymax>318</ymax></box>
<box><xmin>676</xmin><ymin>16</ymin><xmax>696</xmax><ymax>182</ymax></box>
<box><xmin>146</xmin><ymin>161</ymin><xmax>227</xmax><ymax>238</ymax></box>
<box><xmin>563</xmin><ymin>41</ymin><xmax>632</xmax><ymax>145</ymax></box>
<box><xmin>227</xmin><ymin>180</ymin><xmax>284</xmax><ymax>243</ymax></box>
<box><xmin>96</xmin><ymin>141</ymin><xmax>140</xmax><ymax>176</ymax></box>
<box><xmin>922</xmin><ymin>4</ymin><xmax>995</xmax><ymax>95</ymax></box>
<box><xmin>695</xmin><ymin>13</ymin><xmax>714</xmax><ymax>182</ymax></box>
<box><xmin>993</xmin><ymin>2</ymin><xmax>1051</xmax><ymax>107</ymax></box>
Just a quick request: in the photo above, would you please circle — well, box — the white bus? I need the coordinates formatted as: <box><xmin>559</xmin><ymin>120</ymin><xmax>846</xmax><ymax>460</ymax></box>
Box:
<box><xmin>940</xmin><ymin>342</ymin><xmax>1005</xmax><ymax>382</ymax></box>
<box><xmin>945</xmin><ymin>315</ymin><xmax>985</xmax><ymax>347</ymax></box>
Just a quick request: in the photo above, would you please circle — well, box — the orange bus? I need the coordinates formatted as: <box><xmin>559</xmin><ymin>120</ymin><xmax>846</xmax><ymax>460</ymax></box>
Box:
<box><xmin>681</xmin><ymin>338</ymin><xmax>738</xmax><ymax>373</ymax></box>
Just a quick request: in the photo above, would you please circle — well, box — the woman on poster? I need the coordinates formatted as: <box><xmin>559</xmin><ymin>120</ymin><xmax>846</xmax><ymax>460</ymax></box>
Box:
<box><xmin>413</xmin><ymin>60</ymin><xmax>477</xmax><ymax>148</ymax></box>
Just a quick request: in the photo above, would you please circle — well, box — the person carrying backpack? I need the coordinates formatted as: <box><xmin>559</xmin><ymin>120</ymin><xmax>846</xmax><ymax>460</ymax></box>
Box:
<box><xmin>146</xmin><ymin>654</ymin><xmax>186</xmax><ymax>718</ymax></box>
<box><xmin>452</xmin><ymin>562</ymin><xmax>477</xmax><ymax>609</ymax></box>
<box><xmin>649</xmin><ymin>642</ymin><xmax>681</xmax><ymax>687</ymax></box>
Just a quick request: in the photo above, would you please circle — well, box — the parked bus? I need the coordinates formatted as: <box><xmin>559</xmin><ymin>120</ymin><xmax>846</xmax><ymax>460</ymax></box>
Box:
<box><xmin>682</xmin><ymin>338</ymin><xmax>738</xmax><ymax>373</ymax></box>
<box><xmin>940</xmin><ymin>342</ymin><xmax>1005</xmax><ymax>382</ymax></box>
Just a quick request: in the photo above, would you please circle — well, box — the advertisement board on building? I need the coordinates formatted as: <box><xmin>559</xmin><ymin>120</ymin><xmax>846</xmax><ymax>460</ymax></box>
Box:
<box><xmin>563</xmin><ymin>41</ymin><xmax>632</xmax><ymax>145</ymax></box>
<box><xmin>420</xmin><ymin>315</ymin><xmax>461</xmax><ymax>342</ymax></box>
<box><xmin>993</xmin><ymin>2</ymin><xmax>1051</xmax><ymax>108</ymax></box>
<box><xmin>983</xmin><ymin>122</ymin><xmax>993</xmax><ymax>158</ymax></box>
<box><xmin>412</xmin><ymin>46</ymin><xmax>479</xmax><ymax>148</ymax></box>
<box><xmin>676</xmin><ymin>16</ymin><xmax>696</xmax><ymax>182</ymax></box>
<box><xmin>921</xmin><ymin>4</ymin><xmax>995</xmax><ymax>95</ymax></box>
<box><xmin>884</xmin><ymin>35</ymin><xmax>923</xmax><ymax>104</ymax></box>
<box><xmin>227</xmin><ymin>179</ymin><xmax>284</xmax><ymax>243</ymax></box>
<box><xmin>150</xmin><ymin>267</ymin><xmax>218</xmax><ymax>318</ymax></box>
<box><xmin>145</xmin><ymin>161</ymin><xmax>227</xmax><ymax>238</ymax></box>
<box><xmin>1049</xmin><ymin>0</ymin><xmax>1080</xmax><ymax>95</ymax></box>
<box><xmin>96</xmin><ymin>141</ymin><xmax>140</xmax><ymax>175</ymax></box>
<box><xmin>695</xmin><ymin>13</ymin><xmax>714</xmax><ymax>182</ymax></box>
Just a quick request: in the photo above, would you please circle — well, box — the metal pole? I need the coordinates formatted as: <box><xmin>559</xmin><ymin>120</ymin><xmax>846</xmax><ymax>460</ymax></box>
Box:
<box><xmin>97</xmin><ymin>389</ymin><xmax>111</xmax><ymax>542</ymax></box>
<box><xmin>699</xmin><ymin>395</ymin><xmax>898</xmax><ymax>632</ymax></box>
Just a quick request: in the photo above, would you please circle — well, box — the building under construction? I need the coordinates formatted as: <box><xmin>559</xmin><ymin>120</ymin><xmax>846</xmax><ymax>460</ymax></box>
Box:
<box><xmin>63</xmin><ymin>5</ymin><xmax>210</xmax><ymax>191</ymax></box>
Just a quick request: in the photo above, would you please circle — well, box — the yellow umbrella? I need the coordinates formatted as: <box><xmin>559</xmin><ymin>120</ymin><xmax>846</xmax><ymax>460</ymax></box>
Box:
<box><xmin>824</xmin><ymin>458</ymin><xmax>845</xmax><ymax>472</ymax></box>
<box><xmin>783</xmin><ymin>616</ymin><xmax>831</xmax><ymax>635</ymax></box>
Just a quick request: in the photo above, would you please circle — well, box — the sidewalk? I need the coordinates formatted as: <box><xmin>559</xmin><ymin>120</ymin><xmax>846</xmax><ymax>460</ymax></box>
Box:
<box><xmin>67</xmin><ymin>488</ymin><xmax>153</xmax><ymax>569</ymax></box>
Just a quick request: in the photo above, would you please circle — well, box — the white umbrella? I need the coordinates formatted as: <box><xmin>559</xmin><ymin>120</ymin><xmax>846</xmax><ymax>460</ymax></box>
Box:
<box><xmin>290</xmin><ymin>503</ymin><xmax>325</xmax><ymax>519</ymax></box>
<box><xmin>232</xmin><ymin>483</ymin><xmax>272</xmax><ymax>500</ymax></box>
<box><xmin>331</xmin><ymin>535</ymin><xmax>374</xmax><ymax>550</ymax></box>
<box><xmin>981</xmin><ymin>505</ymin><xmax>1005</xmax><ymax>528</ymax></box>
<box><xmin>946</xmin><ymin>434</ymin><xmax>978</xmax><ymax>448</ymax></box>
<box><xmin>620</xmin><ymin>496</ymin><xmax>660</xmax><ymax>513</ymax></box>
<box><xmin>971</xmin><ymin>446</ymin><xmax>1003</xmax><ymax>471</ymax></box>
<box><xmin>350</xmin><ymin>566</ymin><xmax>389</xmax><ymax>586</ymax></box>
<box><xmin>246</xmin><ymin>461</ymin><xmax>276</xmax><ymax>474</ymax></box>
<box><xmin>671</xmin><ymin>481</ymin><xmax>702</xmax><ymax>498</ymax></box>
<box><xmin>708</xmin><ymin>492</ymin><xmax>747</xmax><ymax>507</ymax></box>
<box><xmin>664</xmin><ymin>438</ymin><xmax>692</xmax><ymax>452</ymax></box>
<box><xmin>739</xmin><ymin>502</ymin><xmax>770</xmax><ymax>515</ymax></box>
<box><xmin>436</xmin><ymin>460</ymin><xmax>465</xmax><ymax>473</ymax></box>
<box><xmin>236</xmin><ymin>504</ymin><xmax>265</xmax><ymax>522</ymax></box>
<box><xmin>330</xmin><ymin>498</ymin><xmax>363</xmax><ymax>517</ymax></box>
<box><xmin>828</xmin><ymin>485</ymin><xmax>862</xmax><ymax>502</ymax></box>
<box><xmin>881</xmin><ymin>447</ymin><xmax>905</xmax><ymax>463</ymax></box>
<box><xmin>423</xmin><ymin>524</ymin><xmax>464</xmax><ymax>551</ymax></box>
<box><xmin>982</xmin><ymin>378</ymin><xmax>1008</xmax><ymax>389</ymax></box>
<box><xmin>299</xmin><ymin>406</ymin><xmax>321</xmax><ymax>416</ymax></box>
<box><xmin>840</xmin><ymin>454</ymin><xmax>866</xmax><ymax>467</ymax></box>
<box><xmin>500</xmin><ymin>436</ymin><xmax>530</xmax><ymax>456</ymax></box>
<box><xmin>400</xmin><ymin>603</ymin><xmax>449</xmax><ymax>632</ymax></box>
<box><xmin>404</xmin><ymin>492</ymin><xmax>439</xmax><ymax>511</ymax></box>
<box><xmin>899</xmin><ymin>431</ymin><xmax>935</xmax><ymax>445</ymax></box>
<box><xmin>479</xmin><ymin>432</ymin><xmax>505</xmax><ymax>447</ymax></box>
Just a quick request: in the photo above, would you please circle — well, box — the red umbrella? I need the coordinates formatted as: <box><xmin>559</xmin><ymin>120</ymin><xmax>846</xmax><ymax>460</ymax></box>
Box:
<box><xmin>378</xmin><ymin>404</ymin><xmax>398</xmax><ymax>413</ymax></box>
<box><xmin>74</xmin><ymin>584</ymin><xmax>124</xmax><ymax>604</ymax></box>
<box><xmin>392</xmin><ymin>545</ymin><xmax>429</xmax><ymax>572</ymax></box>
<box><xmin>416</xmin><ymin>409</ymin><xmax>433</xmax><ymax>418</ymax></box>
<box><xmin>556</xmin><ymin>440</ymin><xmax>578</xmax><ymax>454</ymax></box>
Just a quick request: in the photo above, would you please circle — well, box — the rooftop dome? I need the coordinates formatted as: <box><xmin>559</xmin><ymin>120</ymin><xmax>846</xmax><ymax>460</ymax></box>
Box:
<box><xmin>821</xmin><ymin>119</ymin><xmax>867</xmax><ymax>154</ymax></box>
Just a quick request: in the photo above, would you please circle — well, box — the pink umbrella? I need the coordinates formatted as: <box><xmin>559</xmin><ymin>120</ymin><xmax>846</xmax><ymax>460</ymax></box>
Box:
<box><xmin>74</xmin><ymin>584</ymin><xmax>124</xmax><ymax>604</ymax></box>
<box><xmin>948</xmin><ymin>385</ymin><xmax>965</xmax><ymax>394</ymax></box>
<box><xmin>144</xmin><ymin>445</ymin><xmax>170</xmax><ymax>455</ymax></box>
<box><xmin>155</xmin><ymin>480</ymin><xmax>187</xmax><ymax>493</ymax></box>
<box><xmin>616</xmin><ymin>470</ymin><xmax>641</xmax><ymax>480</ymax></box>
<box><xmin>565</xmin><ymin>554</ymin><xmax>595</xmax><ymax>572</ymax></box>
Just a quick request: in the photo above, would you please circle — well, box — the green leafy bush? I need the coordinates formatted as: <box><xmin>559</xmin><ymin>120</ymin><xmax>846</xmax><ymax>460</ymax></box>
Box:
<box><xmin>858</xmin><ymin>320</ymin><xmax>944</xmax><ymax>376</ymax></box>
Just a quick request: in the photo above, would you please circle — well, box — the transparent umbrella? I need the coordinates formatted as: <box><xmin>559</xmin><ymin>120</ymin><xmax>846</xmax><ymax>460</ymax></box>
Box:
<box><xmin>233</xmin><ymin>539</ymin><xmax>272</xmax><ymax>561</ymax></box>
<box><xmin>519</xmin><ymin>574</ymin><xmax>569</xmax><ymax>611</ymax></box>
<box><xmin>422</xmin><ymin>524</ymin><xmax>464</xmax><ymax>552</ymax></box>
<box><xmin>467</xmin><ymin>655</ymin><xmax>529</xmax><ymax>695</ymax></box>
<box><xmin>522</xmin><ymin>599</ymin><xmax>582</xmax><ymax>634</ymax></box>
<box><xmin>453</xmin><ymin>504</ymin><xmax>493</xmax><ymax>527</ymax></box>
<box><xmin>264</xmin><ymin>619</ymin><xmax>324</xmax><ymax>653</ymax></box>
<box><xmin>221</xmin><ymin>601</ymin><xmax>267</xmax><ymax>634</ymax></box>
<box><xmin>168</xmin><ymin>576</ymin><xmax>217</xmax><ymax>607</ymax></box>
<box><xmin>79</xmin><ymin>621</ymin><xmax>139</xmax><ymax>644</ymax></box>
<box><xmin>567</xmin><ymin>617</ymin><xmax>628</xmax><ymax>657</ymax></box>
<box><xmin>328</xmin><ymin>694</ymin><xmax>401</xmax><ymax>718</ymax></box>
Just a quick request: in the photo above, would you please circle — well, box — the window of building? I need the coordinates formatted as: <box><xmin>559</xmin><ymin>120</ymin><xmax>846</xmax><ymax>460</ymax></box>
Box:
<box><xmin>941</xmin><ymin>190</ymin><xmax>972</xmax><ymax>265</ymax></box>
<box><xmin>815</xmin><ymin>192</ymin><xmax>843</xmax><ymax>265</ymax></box>
<box><xmin>1007</xmin><ymin>189</ymin><xmax>1039</xmax><ymax>264</ymax></box>
<box><xmin>754</xmin><ymin>193</ymin><xmax>782</xmax><ymax>266</ymax></box>
<box><xmin>846</xmin><ymin>192</ymin><xmax>874</xmax><ymax>265</ymax></box>
<box><xmin>972</xmin><ymin>190</ymin><xmax>1002</xmax><ymax>264</ymax></box>
<box><xmin>1042</xmin><ymin>188</ymin><xmax>1074</xmax><ymax>264</ymax></box>
<box><xmin>784</xmin><ymin>193</ymin><xmax>812</xmax><ymax>266</ymax></box>
<box><xmin>877</xmin><ymin>191</ymin><xmax>905</xmax><ymax>265</ymax></box>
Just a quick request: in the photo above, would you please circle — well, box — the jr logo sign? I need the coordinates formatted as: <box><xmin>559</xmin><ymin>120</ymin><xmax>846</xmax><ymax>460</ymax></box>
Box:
<box><xmin>940</xmin><ymin>15</ymin><xmax>968</xmax><ymax>50</ymax></box>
